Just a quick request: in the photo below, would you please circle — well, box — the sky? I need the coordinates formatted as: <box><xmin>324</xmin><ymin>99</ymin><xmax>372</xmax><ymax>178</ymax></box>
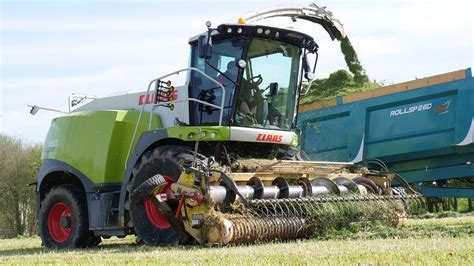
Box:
<box><xmin>1</xmin><ymin>0</ymin><xmax>473</xmax><ymax>143</ymax></box>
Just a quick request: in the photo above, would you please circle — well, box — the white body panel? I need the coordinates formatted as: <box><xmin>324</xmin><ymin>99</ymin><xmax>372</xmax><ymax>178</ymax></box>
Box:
<box><xmin>73</xmin><ymin>86</ymin><xmax>188</xmax><ymax>129</ymax></box>
<box><xmin>230</xmin><ymin>127</ymin><xmax>296</xmax><ymax>145</ymax></box>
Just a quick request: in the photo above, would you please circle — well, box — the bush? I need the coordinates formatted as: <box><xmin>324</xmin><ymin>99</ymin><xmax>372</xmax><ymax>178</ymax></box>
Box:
<box><xmin>0</xmin><ymin>134</ymin><xmax>41</xmax><ymax>238</ymax></box>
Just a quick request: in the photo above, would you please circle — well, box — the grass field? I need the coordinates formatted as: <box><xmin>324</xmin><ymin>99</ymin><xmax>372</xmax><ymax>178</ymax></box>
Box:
<box><xmin>1</xmin><ymin>216</ymin><xmax>473</xmax><ymax>265</ymax></box>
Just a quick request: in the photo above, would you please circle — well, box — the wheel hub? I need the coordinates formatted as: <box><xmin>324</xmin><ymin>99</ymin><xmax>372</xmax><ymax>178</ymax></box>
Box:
<box><xmin>48</xmin><ymin>202</ymin><xmax>72</xmax><ymax>243</ymax></box>
<box><xmin>60</xmin><ymin>216</ymin><xmax>72</xmax><ymax>229</ymax></box>
<box><xmin>143</xmin><ymin>175</ymin><xmax>175</xmax><ymax>229</ymax></box>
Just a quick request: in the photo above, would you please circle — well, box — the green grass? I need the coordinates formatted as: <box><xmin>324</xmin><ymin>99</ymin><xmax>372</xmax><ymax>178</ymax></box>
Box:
<box><xmin>1</xmin><ymin>216</ymin><xmax>473</xmax><ymax>265</ymax></box>
<box><xmin>300</xmin><ymin>69</ymin><xmax>382</xmax><ymax>105</ymax></box>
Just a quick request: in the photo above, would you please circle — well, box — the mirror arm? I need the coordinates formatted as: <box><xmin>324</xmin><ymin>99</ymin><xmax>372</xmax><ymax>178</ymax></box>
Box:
<box><xmin>203</xmin><ymin>28</ymin><xmax>238</xmax><ymax>87</ymax></box>
<box><xmin>312</xmin><ymin>51</ymin><xmax>319</xmax><ymax>79</ymax></box>
<box><xmin>299</xmin><ymin>51</ymin><xmax>318</xmax><ymax>96</ymax></box>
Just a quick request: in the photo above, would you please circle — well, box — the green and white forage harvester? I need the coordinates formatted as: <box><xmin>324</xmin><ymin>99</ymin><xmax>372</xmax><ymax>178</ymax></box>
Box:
<box><xmin>35</xmin><ymin>4</ymin><xmax>419</xmax><ymax>248</ymax></box>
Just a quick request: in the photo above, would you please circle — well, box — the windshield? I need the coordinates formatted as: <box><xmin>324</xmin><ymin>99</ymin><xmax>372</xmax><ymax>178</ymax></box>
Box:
<box><xmin>235</xmin><ymin>38</ymin><xmax>300</xmax><ymax>130</ymax></box>
<box><xmin>189</xmin><ymin>38</ymin><xmax>245</xmax><ymax>126</ymax></box>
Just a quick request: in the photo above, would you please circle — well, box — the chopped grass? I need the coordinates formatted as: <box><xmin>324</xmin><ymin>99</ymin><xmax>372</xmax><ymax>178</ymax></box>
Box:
<box><xmin>1</xmin><ymin>216</ymin><xmax>473</xmax><ymax>265</ymax></box>
<box><xmin>300</xmin><ymin>69</ymin><xmax>382</xmax><ymax>105</ymax></box>
<box><xmin>300</xmin><ymin>35</ymin><xmax>378</xmax><ymax>105</ymax></box>
<box><xmin>340</xmin><ymin>36</ymin><xmax>369</xmax><ymax>84</ymax></box>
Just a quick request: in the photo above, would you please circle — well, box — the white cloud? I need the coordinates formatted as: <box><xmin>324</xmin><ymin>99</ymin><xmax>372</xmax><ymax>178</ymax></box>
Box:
<box><xmin>3</xmin><ymin>38</ymin><xmax>190</xmax><ymax>67</ymax></box>
<box><xmin>1</xmin><ymin>63</ymin><xmax>190</xmax><ymax>142</ymax></box>
<box><xmin>3</xmin><ymin>63</ymin><xmax>185</xmax><ymax>102</ymax></box>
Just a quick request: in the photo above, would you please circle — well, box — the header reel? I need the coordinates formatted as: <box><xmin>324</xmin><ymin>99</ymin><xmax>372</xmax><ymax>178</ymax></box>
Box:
<box><xmin>131</xmin><ymin>151</ymin><xmax>421</xmax><ymax>246</ymax></box>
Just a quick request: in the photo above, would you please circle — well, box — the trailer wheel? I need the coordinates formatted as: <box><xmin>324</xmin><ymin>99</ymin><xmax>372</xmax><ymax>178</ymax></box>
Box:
<box><xmin>39</xmin><ymin>185</ymin><xmax>101</xmax><ymax>248</ymax></box>
<box><xmin>128</xmin><ymin>145</ymin><xmax>198</xmax><ymax>246</ymax></box>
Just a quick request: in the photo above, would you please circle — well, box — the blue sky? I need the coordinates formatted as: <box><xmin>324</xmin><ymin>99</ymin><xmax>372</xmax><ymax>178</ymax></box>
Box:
<box><xmin>1</xmin><ymin>0</ymin><xmax>472</xmax><ymax>143</ymax></box>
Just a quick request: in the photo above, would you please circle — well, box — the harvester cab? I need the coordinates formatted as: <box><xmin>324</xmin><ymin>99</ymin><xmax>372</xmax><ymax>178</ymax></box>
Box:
<box><xmin>35</xmin><ymin>4</ymin><xmax>420</xmax><ymax>249</ymax></box>
<box><xmin>122</xmin><ymin>4</ymin><xmax>346</xmax><ymax>164</ymax></box>
<box><xmin>189</xmin><ymin>22</ymin><xmax>316</xmax><ymax>130</ymax></box>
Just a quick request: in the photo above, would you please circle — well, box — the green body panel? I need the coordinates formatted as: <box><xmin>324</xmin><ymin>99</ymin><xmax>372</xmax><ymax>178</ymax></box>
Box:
<box><xmin>167</xmin><ymin>126</ymin><xmax>230</xmax><ymax>141</ymax></box>
<box><xmin>291</xmin><ymin>134</ymin><xmax>298</xmax><ymax>147</ymax></box>
<box><xmin>42</xmin><ymin>108</ymin><xmax>289</xmax><ymax>185</ymax></box>
<box><xmin>42</xmin><ymin>110</ymin><xmax>161</xmax><ymax>184</ymax></box>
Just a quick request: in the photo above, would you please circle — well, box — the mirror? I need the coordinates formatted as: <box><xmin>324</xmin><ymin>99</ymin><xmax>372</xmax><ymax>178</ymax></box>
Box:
<box><xmin>269</xmin><ymin>82</ymin><xmax>279</xmax><ymax>96</ymax></box>
<box><xmin>198</xmin><ymin>35</ymin><xmax>212</xmax><ymax>59</ymax></box>
<box><xmin>237</xmin><ymin>59</ymin><xmax>247</xmax><ymax>69</ymax></box>
<box><xmin>302</xmin><ymin>54</ymin><xmax>314</xmax><ymax>81</ymax></box>
<box><xmin>29</xmin><ymin>105</ymin><xmax>39</xmax><ymax>115</ymax></box>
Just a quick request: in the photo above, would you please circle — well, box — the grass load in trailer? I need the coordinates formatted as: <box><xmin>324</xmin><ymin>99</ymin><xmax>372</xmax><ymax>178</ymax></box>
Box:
<box><xmin>298</xmin><ymin>68</ymin><xmax>474</xmax><ymax>199</ymax></box>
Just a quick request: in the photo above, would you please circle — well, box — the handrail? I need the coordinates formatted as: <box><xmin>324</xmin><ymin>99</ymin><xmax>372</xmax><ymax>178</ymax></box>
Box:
<box><xmin>125</xmin><ymin>67</ymin><xmax>226</xmax><ymax>168</ymax></box>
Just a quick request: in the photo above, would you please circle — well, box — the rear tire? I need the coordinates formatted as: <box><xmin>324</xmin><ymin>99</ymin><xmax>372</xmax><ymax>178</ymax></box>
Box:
<box><xmin>128</xmin><ymin>145</ymin><xmax>198</xmax><ymax>246</ymax></box>
<box><xmin>39</xmin><ymin>185</ymin><xmax>101</xmax><ymax>248</ymax></box>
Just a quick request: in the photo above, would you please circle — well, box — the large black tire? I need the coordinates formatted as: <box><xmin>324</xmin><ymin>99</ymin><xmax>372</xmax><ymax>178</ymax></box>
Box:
<box><xmin>39</xmin><ymin>185</ymin><xmax>101</xmax><ymax>248</ymax></box>
<box><xmin>127</xmin><ymin>145</ymin><xmax>199</xmax><ymax>246</ymax></box>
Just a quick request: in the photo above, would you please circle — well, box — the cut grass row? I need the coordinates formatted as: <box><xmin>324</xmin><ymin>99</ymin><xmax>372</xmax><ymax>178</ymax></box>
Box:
<box><xmin>1</xmin><ymin>216</ymin><xmax>473</xmax><ymax>265</ymax></box>
<box><xmin>319</xmin><ymin>213</ymin><xmax>473</xmax><ymax>240</ymax></box>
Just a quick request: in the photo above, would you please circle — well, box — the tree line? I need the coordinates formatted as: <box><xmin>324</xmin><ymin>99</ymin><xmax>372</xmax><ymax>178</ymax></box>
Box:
<box><xmin>0</xmin><ymin>134</ymin><xmax>41</xmax><ymax>238</ymax></box>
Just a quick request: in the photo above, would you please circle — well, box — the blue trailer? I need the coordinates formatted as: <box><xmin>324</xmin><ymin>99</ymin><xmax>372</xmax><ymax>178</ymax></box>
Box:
<box><xmin>298</xmin><ymin>68</ymin><xmax>474</xmax><ymax>199</ymax></box>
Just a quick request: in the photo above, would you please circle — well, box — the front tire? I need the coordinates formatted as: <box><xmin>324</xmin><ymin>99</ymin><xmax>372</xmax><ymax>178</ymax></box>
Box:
<box><xmin>39</xmin><ymin>185</ymin><xmax>101</xmax><ymax>248</ymax></box>
<box><xmin>128</xmin><ymin>145</ymin><xmax>197</xmax><ymax>246</ymax></box>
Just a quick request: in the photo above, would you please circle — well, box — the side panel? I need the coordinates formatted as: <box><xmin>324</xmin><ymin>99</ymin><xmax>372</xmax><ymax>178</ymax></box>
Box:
<box><xmin>365</xmin><ymin>90</ymin><xmax>458</xmax><ymax>162</ymax></box>
<box><xmin>41</xmin><ymin>110</ymin><xmax>161</xmax><ymax>184</ymax></box>
<box><xmin>298</xmin><ymin>72</ymin><xmax>474</xmax><ymax>184</ymax></box>
<box><xmin>298</xmin><ymin>104</ymin><xmax>365</xmax><ymax>162</ymax></box>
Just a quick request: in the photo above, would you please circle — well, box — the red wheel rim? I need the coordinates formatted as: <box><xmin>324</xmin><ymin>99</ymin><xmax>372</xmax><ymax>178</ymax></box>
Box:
<box><xmin>144</xmin><ymin>175</ymin><xmax>174</xmax><ymax>229</ymax></box>
<box><xmin>48</xmin><ymin>202</ymin><xmax>72</xmax><ymax>243</ymax></box>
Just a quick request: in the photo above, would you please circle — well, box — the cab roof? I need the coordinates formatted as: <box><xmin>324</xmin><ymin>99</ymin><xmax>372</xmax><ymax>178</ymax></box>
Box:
<box><xmin>188</xmin><ymin>23</ymin><xmax>318</xmax><ymax>53</ymax></box>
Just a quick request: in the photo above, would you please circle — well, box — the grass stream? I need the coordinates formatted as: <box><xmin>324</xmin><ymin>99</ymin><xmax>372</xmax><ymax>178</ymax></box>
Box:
<box><xmin>300</xmin><ymin>36</ymin><xmax>380</xmax><ymax>105</ymax></box>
